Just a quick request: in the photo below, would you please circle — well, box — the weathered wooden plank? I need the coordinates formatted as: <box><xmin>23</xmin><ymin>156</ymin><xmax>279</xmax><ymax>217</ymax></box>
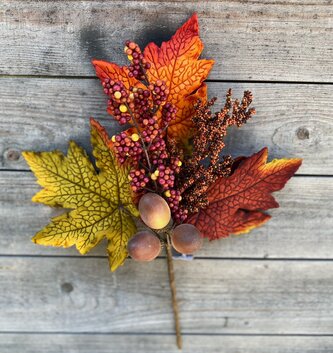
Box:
<box><xmin>1</xmin><ymin>333</ymin><xmax>333</xmax><ymax>353</ymax></box>
<box><xmin>0</xmin><ymin>172</ymin><xmax>333</xmax><ymax>259</ymax></box>
<box><xmin>0</xmin><ymin>257</ymin><xmax>333</xmax><ymax>333</ymax></box>
<box><xmin>1</xmin><ymin>172</ymin><xmax>332</xmax><ymax>259</ymax></box>
<box><xmin>0</xmin><ymin>78</ymin><xmax>332</xmax><ymax>174</ymax></box>
<box><xmin>0</xmin><ymin>1</ymin><xmax>332</xmax><ymax>81</ymax></box>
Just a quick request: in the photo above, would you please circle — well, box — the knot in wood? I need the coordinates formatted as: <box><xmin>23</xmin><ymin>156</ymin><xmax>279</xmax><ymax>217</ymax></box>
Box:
<box><xmin>5</xmin><ymin>149</ymin><xmax>21</xmax><ymax>161</ymax></box>
<box><xmin>296</xmin><ymin>127</ymin><xmax>310</xmax><ymax>140</ymax></box>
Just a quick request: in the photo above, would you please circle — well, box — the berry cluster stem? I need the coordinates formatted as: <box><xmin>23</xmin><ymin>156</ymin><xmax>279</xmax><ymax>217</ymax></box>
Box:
<box><xmin>124</xmin><ymin>102</ymin><xmax>159</xmax><ymax>191</ymax></box>
<box><xmin>139</xmin><ymin>62</ymin><xmax>150</xmax><ymax>86</ymax></box>
<box><xmin>125</xmin><ymin>102</ymin><xmax>153</xmax><ymax>172</ymax></box>
<box><xmin>166</xmin><ymin>233</ymin><xmax>182</xmax><ymax>350</ymax></box>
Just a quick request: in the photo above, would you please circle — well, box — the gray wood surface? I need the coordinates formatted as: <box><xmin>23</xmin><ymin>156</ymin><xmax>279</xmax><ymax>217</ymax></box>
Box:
<box><xmin>1</xmin><ymin>257</ymin><xmax>333</xmax><ymax>334</ymax></box>
<box><xmin>0</xmin><ymin>1</ymin><xmax>332</xmax><ymax>352</ymax></box>
<box><xmin>1</xmin><ymin>79</ymin><xmax>332</xmax><ymax>174</ymax></box>
<box><xmin>1</xmin><ymin>334</ymin><xmax>333</xmax><ymax>353</ymax></box>
<box><xmin>0</xmin><ymin>1</ymin><xmax>332</xmax><ymax>82</ymax></box>
<box><xmin>1</xmin><ymin>173</ymin><xmax>332</xmax><ymax>259</ymax></box>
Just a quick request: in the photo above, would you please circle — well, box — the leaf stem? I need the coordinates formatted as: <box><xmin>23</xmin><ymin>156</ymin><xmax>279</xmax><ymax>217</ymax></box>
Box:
<box><xmin>165</xmin><ymin>233</ymin><xmax>182</xmax><ymax>350</ymax></box>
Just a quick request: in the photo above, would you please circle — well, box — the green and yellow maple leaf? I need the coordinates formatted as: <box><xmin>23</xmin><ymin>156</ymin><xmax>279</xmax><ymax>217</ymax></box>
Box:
<box><xmin>22</xmin><ymin>119</ymin><xmax>139</xmax><ymax>271</ymax></box>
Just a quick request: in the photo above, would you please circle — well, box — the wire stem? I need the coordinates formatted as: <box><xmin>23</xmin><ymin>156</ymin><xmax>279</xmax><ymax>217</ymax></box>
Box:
<box><xmin>124</xmin><ymin>102</ymin><xmax>158</xmax><ymax>190</ymax></box>
<box><xmin>125</xmin><ymin>103</ymin><xmax>152</xmax><ymax>170</ymax></box>
<box><xmin>166</xmin><ymin>233</ymin><xmax>182</xmax><ymax>350</ymax></box>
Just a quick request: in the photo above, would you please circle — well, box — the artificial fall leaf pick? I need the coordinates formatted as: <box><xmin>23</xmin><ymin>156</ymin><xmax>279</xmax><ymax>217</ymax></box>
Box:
<box><xmin>23</xmin><ymin>120</ymin><xmax>139</xmax><ymax>271</ymax></box>
<box><xmin>23</xmin><ymin>14</ymin><xmax>302</xmax><ymax>350</ymax></box>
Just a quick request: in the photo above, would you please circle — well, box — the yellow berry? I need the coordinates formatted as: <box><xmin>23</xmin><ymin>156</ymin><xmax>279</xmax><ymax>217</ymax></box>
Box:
<box><xmin>114</xmin><ymin>91</ymin><xmax>122</xmax><ymax>99</ymax></box>
<box><xmin>151</xmin><ymin>174</ymin><xmax>158</xmax><ymax>181</ymax></box>
<box><xmin>111</xmin><ymin>135</ymin><xmax>116</xmax><ymax>142</ymax></box>
<box><xmin>127</xmin><ymin>55</ymin><xmax>133</xmax><ymax>61</ymax></box>
<box><xmin>129</xmin><ymin>93</ymin><xmax>135</xmax><ymax>100</ymax></box>
<box><xmin>164</xmin><ymin>190</ymin><xmax>171</xmax><ymax>198</ymax></box>
<box><xmin>124</xmin><ymin>46</ymin><xmax>129</xmax><ymax>53</ymax></box>
<box><xmin>131</xmin><ymin>133</ymin><xmax>140</xmax><ymax>142</ymax></box>
<box><xmin>119</xmin><ymin>104</ymin><xmax>128</xmax><ymax>113</ymax></box>
<box><xmin>154</xmin><ymin>170</ymin><xmax>160</xmax><ymax>176</ymax></box>
<box><xmin>177</xmin><ymin>160</ymin><xmax>182</xmax><ymax>167</ymax></box>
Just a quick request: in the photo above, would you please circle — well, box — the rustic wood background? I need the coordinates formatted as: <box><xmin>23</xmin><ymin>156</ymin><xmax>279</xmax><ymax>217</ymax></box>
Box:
<box><xmin>1</xmin><ymin>1</ymin><xmax>332</xmax><ymax>352</ymax></box>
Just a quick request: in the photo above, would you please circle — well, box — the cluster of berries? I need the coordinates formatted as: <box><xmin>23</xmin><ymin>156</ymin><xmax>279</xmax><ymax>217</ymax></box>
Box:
<box><xmin>161</xmin><ymin>103</ymin><xmax>177</xmax><ymax>128</ymax></box>
<box><xmin>102</xmin><ymin>79</ymin><xmax>131</xmax><ymax>125</ymax></box>
<box><xmin>111</xmin><ymin>131</ymin><xmax>142</xmax><ymax>164</ymax></box>
<box><xmin>164</xmin><ymin>189</ymin><xmax>188</xmax><ymax>223</ymax></box>
<box><xmin>101</xmin><ymin>41</ymin><xmax>187</xmax><ymax>223</ymax></box>
<box><xmin>148</xmin><ymin>80</ymin><xmax>169</xmax><ymax>106</ymax></box>
<box><xmin>176</xmin><ymin>90</ymin><xmax>256</xmax><ymax>216</ymax></box>
<box><xmin>124</xmin><ymin>41</ymin><xmax>151</xmax><ymax>80</ymax></box>
<box><xmin>128</xmin><ymin>168</ymin><xmax>149</xmax><ymax>192</ymax></box>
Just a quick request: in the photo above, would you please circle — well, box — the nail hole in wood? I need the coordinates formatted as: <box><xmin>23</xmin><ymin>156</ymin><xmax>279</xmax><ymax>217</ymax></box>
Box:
<box><xmin>61</xmin><ymin>282</ymin><xmax>74</xmax><ymax>293</ymax></box>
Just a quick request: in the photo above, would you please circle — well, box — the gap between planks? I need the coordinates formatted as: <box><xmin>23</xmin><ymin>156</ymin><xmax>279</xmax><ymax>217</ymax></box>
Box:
<box><xmin>2</xmin><ymin>254</ymin><xmax>333</xmax><ymax>262</ymax></box>
<box><xmin>0</xmin><ymin>332</ymin><xmax>332</xmax><ymax>337</ymax></box>
<box><xmin>0</xmin><ymin>75</ymin><xmax>333</xmax><ymax>85</ymax></box>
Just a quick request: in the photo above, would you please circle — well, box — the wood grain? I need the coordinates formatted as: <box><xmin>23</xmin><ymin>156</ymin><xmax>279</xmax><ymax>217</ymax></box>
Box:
<box><xmin>1</xmin><ymin>172</ymin><xmax>332</xmax><ymax>259</ymax></box>
<box><xmin>1</xmin><ymin>257</ymin><xmax>333</xmax><ymax>333</ymax></box>
<box><xmin>1</xmin><ymin>334</ymin><xmax>332</xmax><ymax>353</ymax></box>
<box><xmin>0</xmin><ymin>1</ymin><xmax>332</xmax><ymax>81</ymax></box>
<box><xmin>0</xmin><ymin>1</ymin><xmax>332</xmax><ymax>349</ymax></box>
<box><xmin>0</xmin><ymin>78</ymin><xmax>331</xmax><ymax>174</ymax></box>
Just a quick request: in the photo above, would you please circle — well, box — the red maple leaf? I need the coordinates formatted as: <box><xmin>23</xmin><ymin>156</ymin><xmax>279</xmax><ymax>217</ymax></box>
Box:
<box><xmin>188</xmin><ymin>148</ymin><xmax>302</xmax><ymax>240</ymax></box>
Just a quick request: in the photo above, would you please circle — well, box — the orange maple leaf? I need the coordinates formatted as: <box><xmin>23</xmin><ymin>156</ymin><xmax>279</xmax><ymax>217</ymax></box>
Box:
<box><xmin>188</xmin><ymin>148</ymin><xmax>302</xmax><ymax>240</ymax></box>
<box><xmin>144</xmin><ymin>13</ymin><xmax>214</xmax><ymax>140</ymax></box>
<box><xmin>92</xmin><ymin>60</ymin><xmax>139</xmax><ymax>90</ymax></box>
<box><xmin>90</xmin><ymin>117</ymin><xmax>113</xmax><ymax>147</ymax></box>
<box><xmin>92</xmin><ymin>14</ymin><xmax>213</xmax><ymax>142</ymax></box>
